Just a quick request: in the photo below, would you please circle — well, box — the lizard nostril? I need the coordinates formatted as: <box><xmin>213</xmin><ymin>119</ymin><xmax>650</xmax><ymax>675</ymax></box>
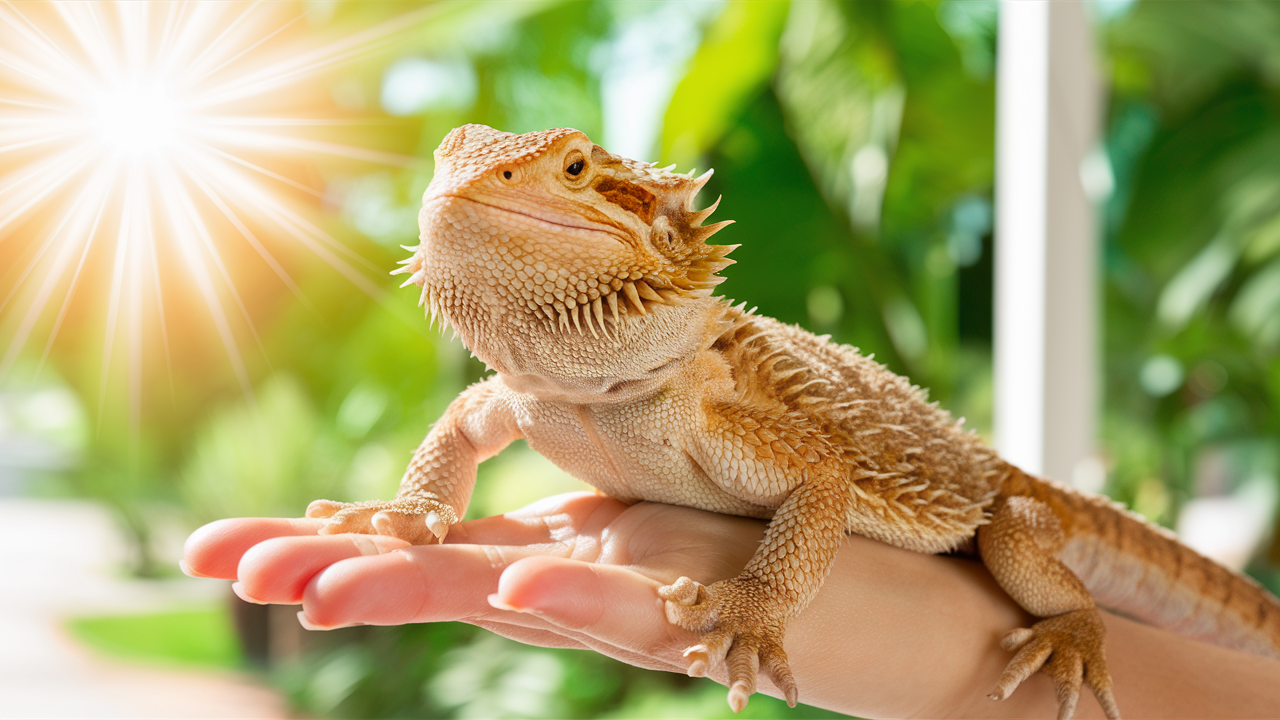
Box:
<box><xmin>503</xmin><ymin>170</ymin><xmax>512</xmax><ymax>180</ymax></box>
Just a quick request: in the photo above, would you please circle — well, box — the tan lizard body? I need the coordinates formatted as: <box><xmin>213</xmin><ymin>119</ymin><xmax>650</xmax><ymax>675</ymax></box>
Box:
<box><xmin>307</xmin><ymin>125</ymin><xmax>1280</xmax><ymax>718</ymax></box>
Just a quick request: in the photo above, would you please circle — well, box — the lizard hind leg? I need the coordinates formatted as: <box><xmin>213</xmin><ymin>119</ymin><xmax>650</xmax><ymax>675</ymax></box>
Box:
<box><xmin>979</xmin><ymin>495</ymin><xmax>1121</xmax><ymax>720</ymax></box>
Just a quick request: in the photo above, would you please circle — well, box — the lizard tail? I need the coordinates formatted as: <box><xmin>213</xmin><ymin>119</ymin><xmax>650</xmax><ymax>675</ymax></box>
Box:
<box><xmin>1004</xmin><ymin>468</ymin><xmax>1280</xmax><ymax>659</ymax></box>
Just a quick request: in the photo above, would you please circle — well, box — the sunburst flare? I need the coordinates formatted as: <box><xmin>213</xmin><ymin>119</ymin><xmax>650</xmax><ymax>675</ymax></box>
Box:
<box><xmin>0</xmin><ymin>1</ymin><xmax>435</xmax><ymax>428</ymax></box>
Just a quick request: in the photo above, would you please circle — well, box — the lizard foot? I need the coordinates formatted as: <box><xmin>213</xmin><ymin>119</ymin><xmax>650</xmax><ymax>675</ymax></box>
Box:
<box><xmin>658</xmin><ymin>576</ymin><xmax>798</xmax><ymax>712</ymax></box>
<box><xmin>305</xmin><ymin>497</ymin><xmax>457</xmax><ymax>545</ymax></box>
<box><xmin>989</xmin><ymin>608</ymin><xmax>1120</xmax><ymax>720</ymax></box>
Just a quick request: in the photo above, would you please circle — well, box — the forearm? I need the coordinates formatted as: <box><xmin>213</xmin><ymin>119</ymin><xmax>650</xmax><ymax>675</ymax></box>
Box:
<box><xmin>783</xmin><ymin>533</ymin><xmax>1280</xmax><ymax>719</ymax></box>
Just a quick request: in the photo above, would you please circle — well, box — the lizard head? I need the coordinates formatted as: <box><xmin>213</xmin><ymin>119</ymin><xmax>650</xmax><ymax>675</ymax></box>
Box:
<box><xmin>398</xmin><ymin>124</ymin><xmax>735</xmax><ymax>393</ymax></box>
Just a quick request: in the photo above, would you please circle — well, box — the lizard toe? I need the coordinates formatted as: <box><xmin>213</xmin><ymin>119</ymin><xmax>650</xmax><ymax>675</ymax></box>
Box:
<box><xmin>316</xmin><ymin>505</ymin><xmax>379</xmax><ymax>535</ymax></box>
<box><xmin>307</xmin><ymin>498</ymin><xmax>457</xmax><ymax>545</ymax></box>
<box><xmin>659</xmin><ymin>576</ymin><xmax>707</xmax><ymax>606</ymax></box>
<box><xmin>725</xmin><ymin>640</ymin><xmax>759</xmax><ymax>713</ymax></box>
<box><xmin>989</xmin><ymin>609</ymin><xmax>1118</xmax><ymax>720</ymax></box>
<box><xmin>760</xmin><ymin>643</ymin><xmax>798</xmax><ymax>708</ymax></box>
<box><xmin>660</xmin><ymin>576</ymin><xmax>795</xmax><ymax>712</ymax></box>
<box><xmin>660</xmin><ymin>578</ymin><xmax>716</xmax><ymax>631</ymax></box>
<box><xmin>305</xmin><ymin>499</ymin><xmax>344</xmax><ymax>519</ymax></box>
<box><xmin>1046</xmin><ymin>652</ymin><xmax>1084</xmax><ymax>720</ymax></box>
<box><xmin>682</xmin><ymin>627</ymin><xmax>733</xmax><ymax>677</ymax></box>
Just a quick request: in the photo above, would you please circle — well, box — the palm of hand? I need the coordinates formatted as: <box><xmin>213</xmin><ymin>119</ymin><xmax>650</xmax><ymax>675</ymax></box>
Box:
<box><xmin>183</xmin><ymin>492</ymin><xmax>774</xmax><ymax>690</ymax></box>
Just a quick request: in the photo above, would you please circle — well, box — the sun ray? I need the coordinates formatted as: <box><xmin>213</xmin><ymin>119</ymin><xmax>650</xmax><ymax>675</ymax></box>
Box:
<box><xmin>168</xmin><ymin>156</ymin><xmax>274</xmax><ymax>375</ymax></box>
<box><xmin>151</xmin><ymin>157</ymin><xmax>255</xmax><ymax>400</ymax></box>
<box><xmin>198</xmin><ymin>143</ymin><xmax>325</xmax><ymax>198</ymax></box>
<box><xmin>179</xmin><ymin>1</ymin><xmax>263</xmax><ymax>84</ymax></box>
<box><xmin>182</xmin><ymin>156</ymin><xmax>318</xmax><ymax>316</ymax></box>
<box><xmin>141</xmin><ymin>184</ymin><xmax>176</xmax><ymax>409</ymax></box>
<box><xmin>201</xmin><ymin>125</ymin><xmax>422</xmax><ymax>167</ymax></box>
<box><xmin>0</xmin><ymin>160</ymin><xmax>98</xmax><ymax>316</ymax></box>
<box><xmin>0</xmin><ymin>151</ymin><xmax>94</xmax><ymax>242</ymax></box>
<box><xmin>36</xmin><ymin>160</ymin><xmax>118</xmax><ymax>375</ymax></box>
<box><xmin>98</xmin><ymin>164</ymin><xmax>139</xmax><ymax>422</ymax></box>
<box><xmin>183</xmin><ymin>8</ymin><xmax>306</xmax><ymax>90</ymax></box>
<box><xmin>0</xmin><ymin>0</ymin><xmax>465</xmax><ymax>433</ymax></box>
<box><xmin>0</xmin><ymin>156</ymin><xmax>114</xmax><ymax>378</ymax></box>
<box><xmin>0</xmin><ymin>3</ymin><xmax>90</xmax><ymax>90</ymax></box>
<box><xmin>188</xmin><ymin>3</ymin><xmax>450</xmax><ymax>110</ymax></box>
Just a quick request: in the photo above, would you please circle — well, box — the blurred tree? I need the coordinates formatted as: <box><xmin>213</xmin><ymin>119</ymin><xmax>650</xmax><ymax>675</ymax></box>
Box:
<box><xmin>1101</xmin><ymin>2</ymin><xmax>1280</xmax><ymax>560</ymax></box>
<box><xmin>13</xmin><ymin>0</ymin><xmax>1280</xmax><ymax>715</ymax></box>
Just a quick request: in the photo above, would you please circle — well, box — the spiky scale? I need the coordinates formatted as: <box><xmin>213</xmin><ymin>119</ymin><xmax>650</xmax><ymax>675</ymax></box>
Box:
<box><xmin>622</xmin><ymin>282</ymin><xmax>646</xmax><ymax>315</ymax></box>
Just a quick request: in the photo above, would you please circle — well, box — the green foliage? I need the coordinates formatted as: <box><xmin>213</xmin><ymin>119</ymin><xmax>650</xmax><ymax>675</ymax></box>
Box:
<box><xmin>27</xmin><ymin>0</ymin><xmax>1280</xmax><ymax>716</ymax></box>
<box><xmin>66</xmin><ymin>606</ymin><xmax>242</xmax><ymax>670</ymax></box>
<box><xmin>662</xmin><ymin>1</ymin><xmax>791</xmax><ymax>166</ymax></box>
<box><xmin>180</xmin><ymin>374</ymin><xmax>353</xmax><ymax>524</ymax></box>
<box><xmin>1100</xmin><ymin>1</ymin><xmax>1280</xmax><ymax>519</ymax></box>
<box><xmin>276</xmin><ymin>623</ymin><xmax>846</xmax><ymax>720</ymax></box>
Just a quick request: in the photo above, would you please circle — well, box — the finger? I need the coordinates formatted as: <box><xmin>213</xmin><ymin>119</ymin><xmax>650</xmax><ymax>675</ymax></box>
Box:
<box><xmin>491</xmin><ymin>556</ymin><xmax>691</xmax><ymax>652</ymax></box>
<box><xmin>183</xmin><ymin>517</ymin><xmax>325</xmax><ymax>580</ymax></box>
<box><xmin>235</xmin><ymin>533</ymin><xmax>411</xmax><ymax>604</ymax></box>
<box><xmin>468</xmin><ymin>618</ymin><xmax>592</xmax><ymax>651</ymax></box>
<box><xmin>300</xmin><ymin>543</ymin><xmax>554</xmax><ymax>629</ymax></box>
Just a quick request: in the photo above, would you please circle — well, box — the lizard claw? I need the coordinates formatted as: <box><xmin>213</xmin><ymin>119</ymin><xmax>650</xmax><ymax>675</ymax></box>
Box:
<box><xmin>990</xmin><ymin>609</ymin><xmax>1119</xmax><ymax>720</ymax></box>
<box><xmin>424</xmin><ymin>510</ymin><xmax>449</xmax><ymax>542</ymax></box>
<box><xmin>681</xmin><ymin>628</ymin><xmax>733</xmax><ymax>677</ymax></box>
<box><xmin>659</xmin><ymin>576</ymin><xmax>797</xmax><ymax>712</ymax></box>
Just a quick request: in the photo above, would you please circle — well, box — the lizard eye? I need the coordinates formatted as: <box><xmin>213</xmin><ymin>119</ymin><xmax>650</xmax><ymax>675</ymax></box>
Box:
<box><xmin>562</xmin><ymin>150</ymin><xmax>589</xmax><ymax>186</ymax></box>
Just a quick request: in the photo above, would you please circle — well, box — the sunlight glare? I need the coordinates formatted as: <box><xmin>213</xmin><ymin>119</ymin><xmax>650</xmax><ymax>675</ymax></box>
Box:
<box><xmin>0</xmin><ymin>1</ymin><xmax>439</xmax><ymax>432</ymax></box>
<box><xmin>88</xmin><ymin>80</ymin><xmax>184</xmax><ymax>158</ymax></box>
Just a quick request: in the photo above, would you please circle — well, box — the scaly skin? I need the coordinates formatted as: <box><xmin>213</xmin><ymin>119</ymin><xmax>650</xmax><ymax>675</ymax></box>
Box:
<box><xmin>307</xmin><ymin>125</ymin><xmax>1280</xmax><ymax>717</ymax></box>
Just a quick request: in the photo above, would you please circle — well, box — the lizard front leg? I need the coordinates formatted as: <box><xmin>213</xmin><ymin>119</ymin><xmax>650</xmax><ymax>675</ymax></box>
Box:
<box><xmin>307</xmin><ymin>378</ymin><xmax>520</xmax><ymax>545</ymax></box>
<box><xmin>978</xmin><ymin>494</ymin><xmax>1121</xmax><ymax>720</ymax></box>
<box><xmin>660</xmin><ymin>403</ymin><xmax>852</xmax><ymax>711</ymax></box>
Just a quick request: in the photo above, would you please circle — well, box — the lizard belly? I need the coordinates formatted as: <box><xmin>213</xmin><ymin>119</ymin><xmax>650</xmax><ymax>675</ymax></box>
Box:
<box><xmin>512</xmin><ymin>394</ymin><xmax>774</xmax><ymax>519</ymax></box>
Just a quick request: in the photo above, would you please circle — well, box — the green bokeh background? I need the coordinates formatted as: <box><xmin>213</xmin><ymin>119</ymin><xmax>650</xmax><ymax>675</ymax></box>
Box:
<box><xmin>7</xmin><ymin>1</ymin><xmax>1280</xmax><ymax>717</ymax></box>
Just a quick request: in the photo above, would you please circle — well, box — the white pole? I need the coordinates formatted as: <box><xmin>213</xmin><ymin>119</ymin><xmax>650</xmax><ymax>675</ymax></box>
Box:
<box><xmin>994</xmin><ymin>1</ymin><xmax>1100</xmax><ymax>486</ymax></box>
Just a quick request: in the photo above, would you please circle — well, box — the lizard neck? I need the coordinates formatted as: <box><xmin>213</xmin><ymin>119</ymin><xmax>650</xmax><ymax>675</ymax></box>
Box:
<box><xmin>488</xmin><ymin>298</ymin><xmax>726</xmax><ymax>405</ymax></box>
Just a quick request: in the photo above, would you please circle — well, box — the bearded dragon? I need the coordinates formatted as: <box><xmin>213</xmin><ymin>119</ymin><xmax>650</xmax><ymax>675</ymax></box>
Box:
<box><xmin>306</xmin><ymin>124</ymin><xmax>1280</xmax><ymax>718</ymax></box>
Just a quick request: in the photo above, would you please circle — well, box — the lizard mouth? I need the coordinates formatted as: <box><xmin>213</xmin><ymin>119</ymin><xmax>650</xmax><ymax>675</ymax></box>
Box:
<box><xmin>438</xmin><ymin>194</ymin><xmax>630</xmax><ymax>245</ymax></box>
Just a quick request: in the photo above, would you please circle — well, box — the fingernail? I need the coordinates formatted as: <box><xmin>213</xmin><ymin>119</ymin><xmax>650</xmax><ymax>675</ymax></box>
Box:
<box><xmin>179</xmin><ymin>560</ymin><xmax>200</xmax><ymax>578</ymax></box>
<box><xmin>231</xmin><ymin>582</ymin><xmax>267</xmax><ymax>605</ymax></box>
<box><xmin>296</xmin><ymin>611</ymin><xmax>363</xmax><ymax>631</ymax></box>
<box><xmin>488</xmin><ymin>593</ymin><xmax>544</xmax><ymax>615</ymax></box>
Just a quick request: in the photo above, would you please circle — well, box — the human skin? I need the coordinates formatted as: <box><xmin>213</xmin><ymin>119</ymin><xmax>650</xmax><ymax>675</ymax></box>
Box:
<box><xmin>183</xmin><ymin>492</ymin><xmax>1280</xmax><ymax>719</ymax></box>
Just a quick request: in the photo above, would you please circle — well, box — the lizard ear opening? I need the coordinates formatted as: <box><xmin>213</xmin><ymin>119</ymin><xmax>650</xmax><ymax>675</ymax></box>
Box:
<box><xmin>651</xmin><ymin>215</ymin><xmax>680</xmax><ymax>258</ymax></box>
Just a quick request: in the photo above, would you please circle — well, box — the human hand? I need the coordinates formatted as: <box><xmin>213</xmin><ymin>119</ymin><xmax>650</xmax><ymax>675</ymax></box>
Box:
<box><xmin>183</xmin><ymin>493</ymin><xmax>778</xmax><ymax>695</ymax></box>
<box><xmin>183</xmin><ymin>491</ymin><xmax>1280</xmax><ymax>719</ymax></box>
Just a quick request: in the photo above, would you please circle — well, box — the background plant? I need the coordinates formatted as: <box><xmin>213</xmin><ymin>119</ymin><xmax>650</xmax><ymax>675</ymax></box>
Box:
<box><xmin>6</xmin><ymin>1</ymin><xmax>1279</xmax><ymax>717</ymax></box>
